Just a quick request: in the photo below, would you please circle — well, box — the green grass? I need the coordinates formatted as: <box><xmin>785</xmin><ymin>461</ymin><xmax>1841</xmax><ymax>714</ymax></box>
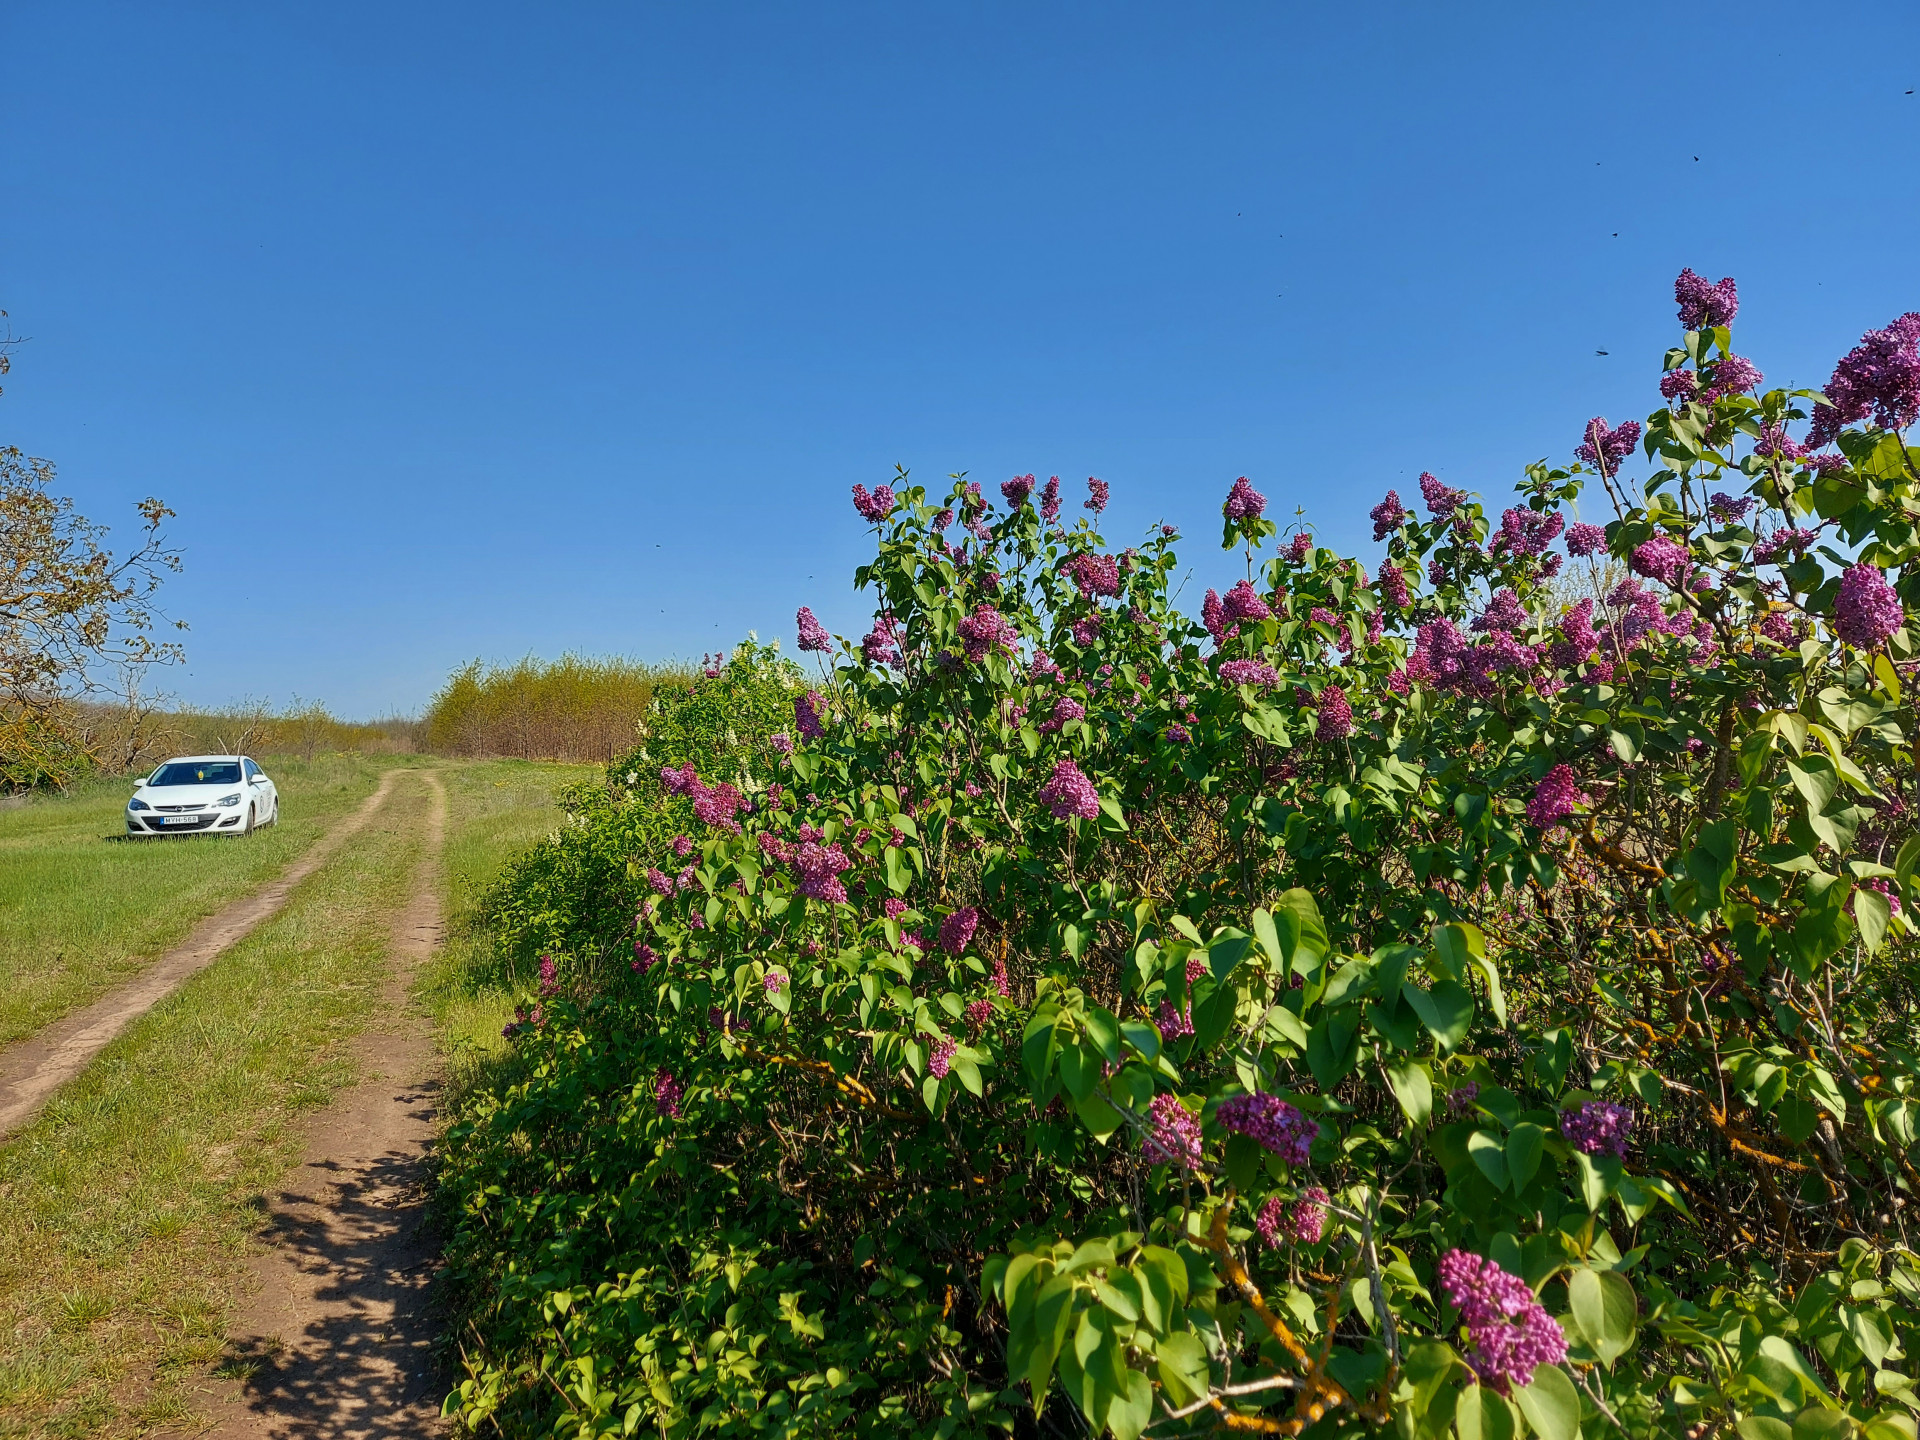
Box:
<box><xmin>0</xmin><ymin>758</ymin><xmax>589</xmax><ymax>1438</ymax></box>
<box><xmin>0</xmin><ymin>753</ymin><xmax>417</xmax><ymax>1047</ymax></box>
<box><xmin>421</xmin><ymin>760</ymin><xmax>598</xmax><ymax>1102</ymax></box>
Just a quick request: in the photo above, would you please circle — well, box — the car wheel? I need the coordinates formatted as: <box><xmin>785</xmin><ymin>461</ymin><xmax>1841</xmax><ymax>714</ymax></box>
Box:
<box><xmin>241</xmin><ymin>804</ymin><xmax>255</xmax><ymax>837</ymax></box>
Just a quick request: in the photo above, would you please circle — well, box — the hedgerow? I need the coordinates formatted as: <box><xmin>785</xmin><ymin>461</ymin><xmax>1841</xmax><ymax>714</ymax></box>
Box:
<box><xmin>438</xmin><ymin>277</ymin><xmax>1920</xmax><ymax>1440</ymax></box>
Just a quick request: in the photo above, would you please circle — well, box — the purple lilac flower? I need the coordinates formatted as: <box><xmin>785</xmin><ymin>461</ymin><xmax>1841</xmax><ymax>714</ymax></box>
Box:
<box><xmin>632</xmin><ymin>940</ymin><xmax>658</xmax><ymax>974</ymax></box>
<box><xmin>1709</xmin><ymin>492</ymin><xmax>1756</xmax><ymax>521</ymax></box>
<box><xmin>796</xmin><ymin>606</ymin><xmax>833</xmax><ymax>653</ymax></box>
<box><xmin>1703</xmin><ymin>354</ymin><xmax>1763</xmax><ymax>400</ymax></box>
<box><xmin>671</xmin><ymin>834</ymin><xmax>693</xmax><ymax>858</ymax></box>
<box><xmin>1560</xmin><ymin>1099</ymin><xmax>1634</xmax><ymax>1158</ymax></box>
<box><xmin>1370</xmin><ymin>490</ymin><xmax>1409</xmax><ymax>541</ymax></box>
<box><xmin>1807</xmin><ymin>312</ymin><xmax>1920</xmax><ymax>447</ymax></box>
<box><xmin>1039</xmin><ymin>476</ymin><xmax>1061</xmax><ymax>522</ymax></box>
<box><xmin>1286</xmin><ymin>1187</ymin><xmax>1329</xmax><ymax>1243</ymax></box>
<box><xmin>1287</xmin><ymin>532</ymin><xmax>1313</xmax><ymax>563</ymax></box>
<box><xmin>660</xmin><ymin>763</ymin><xmax>699</xmax><ymax>796</ymax></box>
<box><xmin>1759</xmin><ymin>610</ymin><xmax>1797</xmax><ymax>645</ymax></box>
<box><xmin>1861</xmin><ymin>877</ymin><xmax>1904</xmax><ymax>918</ymax></box>
<box><xmin>1630</xmin><ymin>536</ymin><xmax>1691</xmax><ymax>587</ymax></box>
<box><xmin>1223</xmin><ymin>579</ymin><xmax>1271</xmax><ymax>624</ymax></box>
<box><xmin>1309</xmin><ymin>606</ymin><xmax>1338</xmax><ymax>630</ymax></box>
<box><xmin>862</xmin><ymin>614</ymin><xmax>901</xmax><ymax>666</ymax></box>
<box><xmin>851</xmin><ymin>483</ymin><xmax>896</xmax><ymax>522</ymax></box>
<box><xmin>1215</xmin><ymin>1092</ymin><xmax>1317</xmax><ymax>1165</ymax></box>
<box><xmin>1497</xmin><ymin>508</ymin><xmax>1565</xmax><ymax>557</ymax></box>
<box><xmin>693</xmin><ymin>782</ymin><xmax>746</xmax><ymax>830</ymax></box>
<box><xmin>1002</xmin><ymin>473</ymin><xmax>1035</xmax><ymax>507</ymax></box>
<box><xmin>1419</xmin><ymin>472</ymin><xmax>1464</xmax><ymax>517</ymax></box>
<box><xmin>939</xmin><ymin>906</ymin><xmax>979</xmax><ymax>955</ymax></box>
<box><xmin>1219</xmin><ymin>659</ymin><xmax>1280</xmax><ymax>689</ymax></box>
<box><xmin>1200</xmin><ymin>589</ymin><xmax>1229</xmax><ymax>646</ymax></box>
<box><xmin>1527</xmin><ymin>764</ymin><xmax>1588</xmax><ymax>830</ymax></box>
<box><xmin>769</xmin><ymin>732</ymin><xmax>794</xmax><ymax>757</ymax></box>
<box><xmin>1659</xmin><ymin>369</ymin><xmax>1698</xmax><ymax>402</ymax></box>
<box><xmin>1223</xmin><ymin>476</ymin><xmax>1266</xmax><ymax>520</ymax></box>
<box><xmin>933</xmin><ymin>507</ymin><xmax>954</xmax><ymax>530</ymax></box>
<box><xmin>1166</xmin><ymin>723</ymin><xmax>1191</xmax><ymax>743</ymax></box>
<box><xmin>956</xmin><ymin>605</ymin><xmax>1018</xmax><ymax>661</ymax></box>
<box><xmin>1155</xmin><ymin>998</ymin><xmax>1194</xmax><ymax>1041</ymax></box>
<box><xmin>1835</xmin><ymin>563</ymin><xmax>1904</xmax><ymax>647</ymax></box>
<box><xmin>1576</xmin><ymin>417</ymin><xmax>1642</xmax><ymax>475</ymax></box>
<box><xmin>1674</xmin><ymin>268</ymin><xmax>1739</xmax><ymax>330</ymax></box>
<box><xmin>647</xmin><ymin>867</ymin><xmax>673</xmax><ymax>896</ymax></box>
<box><xmin>1473</xmin><ymin>589</ymin><xmax>1528</xmax><ymax>634</ymax></box>
<box><xmin>1379</xmin><ymin>562</ymin><xmax>1410</xmax><ymax>609</ymax></box>
<box><xmin>928</xmin><ymin>1036</ymin><xmax>956</xmax><ymax>1078</ymax></box>
<box><xmin>991</xmin><ymin>959</ymin><xmax>1011</xmax><ymax>997</ymax></box>
<box><xmin>1084</xmin><ymin>476</ymin><xmax>1110</xmax><ymax>513</ymax></box>
<box><xmin>1447</xmin><ymin>1083</ymin><xmax>1479</xmax><ymax>1116</ymax></box>
<box><xmin>790</xmin><ymin>841</ymin><xmax>851</xmax><ymax>904</ymax></box>
<box><xmin>1037</xmin><ymin>758</ymin><xmax>1101</xmax><ymax>820</ymax></box>
<box><xmin>1253</xmin><ymin>1196</ymin><xmax>1286</xmax><ymax>1249</ymax></box>
<box><xmin>538</xmin><ymin>954</ymin><xmax>559</xmax><ymax>995</ymax></box>
<box><xmin>965</xmin><ymin>998</ymin><xmax>995</xmax><ymax>1030</ymax></box>
<box><xmin>1437</xmin><ymin>1250</ymin><xmax>1569</xmax><ymax>1396</ymax></box>
<box><xmin>1143</xmin><ymin>1093</ymin><xmax>1205</xmax><ymax>1169</ymax></box>
<box><xmin>1315</xmin><ymin>685</ymin><xmax>1353</xmax><ymax>743</ymax></box>
<box><xmin>655</xmin><ymin>1070</ymin><xmax>683</xmax><ymax>1119</ymax></box>
<box><xmin>1071</xmin><ymin>615</ymin><xmax>1101</xmax><ymax>647</ymax></box>
<box><xmin>881</xmin><ymin>897</ymin><xmax>907</xmax><ymax>921</ymax></box>
<box><xmin>1063</xmin><ymin>552</ymin><xmax>1121</xmax><ymax>599</ymax></box>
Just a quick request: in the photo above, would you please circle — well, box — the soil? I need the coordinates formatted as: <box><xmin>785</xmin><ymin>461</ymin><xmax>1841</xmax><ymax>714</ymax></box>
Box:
<box><xmin>0</xmin><ymin>771</ymin><xmax>404</xmax><ymax>1139</ymax></box>
<box><xmin>199</xmin><ymin>769</ymin><xmax>450</xmax><ymax>1439</ymax></box>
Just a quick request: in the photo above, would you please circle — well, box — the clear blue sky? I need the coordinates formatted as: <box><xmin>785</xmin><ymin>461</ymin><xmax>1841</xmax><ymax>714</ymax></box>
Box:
<box><xmin>5</xmin><ymin>2</ymin><xmax>1917</xmax><ymax>717</ymax></box>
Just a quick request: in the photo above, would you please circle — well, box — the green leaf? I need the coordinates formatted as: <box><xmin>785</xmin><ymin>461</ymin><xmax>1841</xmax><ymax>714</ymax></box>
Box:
<box><xmin>884</xmin><ymin>845</ymin><xmax>910</xmax><ymax>895</ymax></box>
<box><xmin>1155</xmin><ymin>1330</ymin><xmax>1210</xmax><ymax>1407</ymax></box>
<box><xmin>1306</xmin><ymin>1013</ymin><xmax>1361</xmax><ymax>1088</ymax></box>
<box><xmin>1021</xmin><ymin>1276</ymin><xmax>1076</xmax><ymax>1411</ymax></box>
<box><xmin>1082</xmin><ymin>1006</ymin><xmax>1122</xmax><ymax>1062</ymax></box>
<box><xmin>1513</xmin><ymin>1363</ymin><xmax>1581</xmax><ymax>1440</ymax></box>
<box><xmin>1106</xmin><ymin>1369</ymin><xmax>1152</xmax><ymax>1440</ymax></box>
<box><xmin>1506</xmin><ymin>1122</ymin><xmax>1546</xmax><ymax>1192</ymax></box>
<box><xmin>1404</xmin><ymin>1340</ymin><xmax>1460</xmax><ymax>1417</ymax></box>
<box><xmin>1251</xmin><ymin>908</ymin><xmax>1283</xmax><ymax>968</ymax></box>
<box><xmin>1271</xmin><ymin>888</ymin><xmax>1329</xmax><ymax>975</ymax></box>
<box><xmin>1467</xmin><ymin>1129</ymin><xmax>1508</xmax><ymax>1189</ymax></box>
<box><xmin>1756</xmin><ymin>1335</ymin><xmax>1831</xmax><ymax>1402</ymax></box>
<box><xmin>1856</xmin><ymin>886</ymin><xmax>1891</xmax><ymax>953</ymax></box>
<box><xmin>1385</xmin><ymin>1060</ymin><xmax>1433</xmax><ymax>1128</ymax></box>
<box><xmin>1454</xmin><ymin>1383</ymin><xmax>1517</xmax><ymax>1440</ymax></box>
<box><xmin>1736</xmin><ymin>1420</ymin><xmax>1793</xmax><ymax>1440</ymax></box>
<box><xmin>1568</xmin><ymin>1267</ymin><xmax>1637</xmax><ymax>1366</ymax></box>
<box><xmin>1403</xmin><ymin>978</ymin><xmax>1474</xmax><ymax>1051</ymax></box>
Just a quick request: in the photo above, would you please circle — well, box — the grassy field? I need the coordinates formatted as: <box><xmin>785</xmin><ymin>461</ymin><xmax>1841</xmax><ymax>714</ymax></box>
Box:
<box><xmin>0</xmin><ymin>754</ymin><xmax>415</xmax><ymax>1048</ymax></box>
<box><xmin>0</xmin><ymin>758</ymin><xmax>588</xmax><ymax>1438</ymax></box>
<box><xmin>421</xmin><ymin>760</ymin><xmax>597</xmax><ymax>1101</ymax></box>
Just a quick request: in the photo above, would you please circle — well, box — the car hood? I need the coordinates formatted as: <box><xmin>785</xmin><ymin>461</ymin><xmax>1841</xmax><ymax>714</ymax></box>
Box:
<box><xmin>135</xmin><ymin>783</ymin><xmax>244</xmax><ymax>805</ymax></box>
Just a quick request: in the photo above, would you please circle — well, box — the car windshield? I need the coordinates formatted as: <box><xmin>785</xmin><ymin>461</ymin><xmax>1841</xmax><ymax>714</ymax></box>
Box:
<box><xmin>148</xmin><ymin>761</ymin><xmax>242</xmax><ymax>786</ymax></box>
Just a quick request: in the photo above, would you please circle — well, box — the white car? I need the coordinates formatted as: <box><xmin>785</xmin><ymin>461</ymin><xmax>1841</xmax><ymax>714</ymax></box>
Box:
<box><xmin>126</xmin><ymin>755</ymin><xmax>279</xmax><ymax>837</ymax></box>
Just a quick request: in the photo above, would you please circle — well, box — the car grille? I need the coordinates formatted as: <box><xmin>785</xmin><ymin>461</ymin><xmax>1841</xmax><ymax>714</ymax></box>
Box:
<box><xmin>154</xmin><ymin>804</ymin><xmax>207</xmax><ymax>813</ymax></box>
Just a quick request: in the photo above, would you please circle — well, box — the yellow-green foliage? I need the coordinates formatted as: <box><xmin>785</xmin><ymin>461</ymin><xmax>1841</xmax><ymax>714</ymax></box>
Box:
<box><xmin>421</xmin><ymin>655</ymin><xmax>691</xmax><ymax>761</ymax></box>
<box><xmin>147</xmin><ymin>701</ymin><xmax>418</xmax><ymax>761</ymax></box>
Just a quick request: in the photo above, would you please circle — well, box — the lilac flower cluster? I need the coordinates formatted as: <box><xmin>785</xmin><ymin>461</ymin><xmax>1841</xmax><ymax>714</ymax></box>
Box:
<box><xmin>1039</xmin><ymin>476</ymin><xmax>1061</xmax><ymax>521</ymax></box>
<box><xmin>1473</xmin><ymin>588</ymin><xmax>1528</xmax><ymax>634</ymax></box>
<box><xmin>1630</xmin><ymin>535</ymin><xmax>1691</xmax><ymax>587</ymax></box>
<box><xmin>1708</xmin><ymin>492</ymin><xmax>1756</xmax><ymax>521</ymax></box>
<box><xmin>1862</xmin><ymin>877</ymin><xmax>1904</xmax><ymax>918</ymax></box>
<box><xmin>1315</xmin><ymin>685</ymin><xmax>1353</xmax><ymax>743</ymax></box>
<box><xmin>1703</xmin><ymin>354</ymin><xmax>1763</xmax><ymax>400</ymax></box>
<box><xmin>764</xmin><ymin>970</ymin><xmax>788</xmax><ymax>994</ymax></box>
<box><xmin>1001</xmin><ymin>473</ymin><xmax>1035</xmax><ymax>507</ymax></box>
<box><xmin>928</xmin><ymin>1036</ymin><xmax>956</xmax><ymax>1078</ymax></box>
<box><xmin>1835</xmin><ymin>563</ymin><xmax>1904</xmax><ymax>648</ymax></box>
<box><xmin>1437</xmin><ymin>1250</ymin><xmax>1568</xmax><ymax>1396</ymax></box>
<box><xmin>1370</xmin><ymin>490</ymin><xmax>1409</xmax><ymax>541</ymax></box>
<box><xmin>1565</xmin><ymin>523</ymin><xmax>1607</xmax><ymax>557</ymax></box>
<box><xmin>1378</xmin><ymin>562</ymin><xmax>1410</xmax><ymax>609</ymax></box>
<box><xmin>1223</xmin><ymin>475</ymin><xmax>1266</xmax><ymax>520</ymax></box>
<box><xmin>1753</xmin><ymin>528</ymin><xmax>1817</xmax><ymax>564</ymax></box>
<box><xmin>538</xmin><ymin>954</ymin><xmax>559</xmax><ymax>995</ymax></box>
<box><xmin>1071</xmin><ymin>616</ymin><xmax>1101</xmax><ymax>647</ymax></box>
<box><xmin>632</xmin><ymin>940</ymin><xmax>658</xmax><ymax>974</ymax></box>
<box><xmin>1495</xmin><ymin>508</ymin><xmax>1564</xmax><ymax>557</ymax></box>
<box><xmin>1085</xmin><ymin>476</ymin><xmax>1110</xmax><ymax>513</ymax></box>
<box><xmin>1674</xmin><ymin>267</ymin><xmax>1739</xmax><ymax>330</ymax></box>
<box><xmin>851</xmin><ymin>483</ymin><xmax>896</xmax><ymax>522</ymax></box>
<box><xmin>1659</xmin><ymin>369</ymin><xmax>1697</xmax><ymax>402</ymax></box>
<box><xmin>655</xmin><ymin>1070</ymin><xmax>683</xmax><ymax>1119</ymax></box>
<box><xmin>1576</xmin><ymin>417</ymin><xmax>1642</xmax><ymax>475</ymax></box>
<box><xmin>1285</xmin><ymin>1186</ymin><xmax>1329</xmax><ymax>1243</ymax></box>
<box><xmin>1215</xmin><ymin>1092</ymin><xmax>1316</xmax><ymax>1165</ymax></box>
<box><xmin>1560</xmin><ymin>1099</ymin><xmax>1634</xmax><ymax>1157</ymax></box>
<box><xmin>862</xmin><ymin>614</ymin><xmax>901</xmax><ymax>667</ymax></box>
<box><xmin>1219</xmin><ymin>658</ymin><xmax>1280</xmax><ymax>689</ymax></box>
<box><xmin>1447</xmin><ymin>1082</ymin><xmax>1480</xmax><ymax>1116</ymax></box>
<box><xmin>1155</xmin><ymin>998</ymin><xmax>1194</xmax><ymax>1041</ymax></box>
<box><xmin>1142</xmin><ymin>1093</ymin><xmax>1205</xmax><ymax>1169</ymax></box>
<box><xmin>770</xmin><ymin>731</ymin><xmax>794</xmax><ymax>757</ymax></box>
<box><xmin>1758</xmin><ymin>610</ymin><xmax>1798</xmax><ymax>646</ymax></box>
<box><xmin>796</xmin><ymin>606</ymin><xmax>833</xmax><ymax>653</ymax></box>
<box><xmin>1807</xmin><ymin>311</ymin><xmax>1920</xmax><ymax>447</ymax></box>
<box><xmin>1527</xmin><ymin>763</ymin><xmax>1587</xmax><ymax>830</ymax></box>
<box><xmin>965</xmin><ymin>998</ymin><xmax>995</xmax><ymax>1030</ymax></box>
<box><xmin>956</xmin><ymin>605</ymin><xmax>1018</xmax><ymax>661</ymax></box>
<box><xmin>1063</xmin><ymin>552</ymin><xmax>1121</xmax><ymax>599</ymax></box>
<box><xmin>939</xmin><ymin>906</ymin><xmax>979</xmax><ymax>955</ymax></box>
<box><xmin>1037</xmin><ymin>757</ymin><xmax>1101</xmax><ymax>820</ymax></box>
<box><xmin>1419</xmin><ymin>472</ymin><xmax>1465</xmax><ymax>517</ymax></box>
<box><xmin>790</xmin><ymin>839</ymin><xmax>852</xmax><ymax>903</ymax></box>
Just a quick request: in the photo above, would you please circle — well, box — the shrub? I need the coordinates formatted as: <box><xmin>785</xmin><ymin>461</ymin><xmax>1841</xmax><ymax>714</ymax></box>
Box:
<box><xmin>438</xmin><ymin>282</ymin><xmax>1920</xmax><ymax>1439</ymax></box>
<box><xmin>423</xmin><ymin>654</ymin><xmax>691</xmax><ymax>761</ymax></box>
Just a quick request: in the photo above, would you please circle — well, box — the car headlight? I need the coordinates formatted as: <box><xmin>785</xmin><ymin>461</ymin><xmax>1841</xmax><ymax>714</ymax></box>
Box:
<box><xmin>216</xmin><ymin>793</ymin><xmax>243</xmax><ymax>808</ymax></box>
<box><xmin>129</xmin><ymin>798</ymin><xmax>150</xmax><ymax>811</ymax></box>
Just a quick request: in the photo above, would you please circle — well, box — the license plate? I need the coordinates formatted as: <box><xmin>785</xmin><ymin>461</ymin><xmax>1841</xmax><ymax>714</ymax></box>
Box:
<box><xmin>162</xmin><ymin>815</ymin><xmax>200</xmax><ymax>825</ymax></box>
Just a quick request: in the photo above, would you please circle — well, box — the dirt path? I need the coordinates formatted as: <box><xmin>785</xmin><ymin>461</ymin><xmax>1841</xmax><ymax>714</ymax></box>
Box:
<box><xmin>201</xmin><ymin>770</ymin><xmax>450</xmax><ymax>1440</ymax></box>
<box><xmin>0</xmin><ymin>771</ymin><xmax>404</xmax><ymax>1140</ymax></box>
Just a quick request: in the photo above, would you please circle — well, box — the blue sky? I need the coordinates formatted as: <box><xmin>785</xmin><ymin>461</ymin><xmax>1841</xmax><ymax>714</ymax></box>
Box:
<box><xmin>5</xmin><ymin>2</ymin><xmax>1917</xmax><ymax>716</ymax></box>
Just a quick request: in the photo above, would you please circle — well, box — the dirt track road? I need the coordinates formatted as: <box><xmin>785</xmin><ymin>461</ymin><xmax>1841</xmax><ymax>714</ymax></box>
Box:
<box><xmin>202</xmin><ymin>769</ymin><xmax>449</xmax><ymax>1439</ymax></box>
